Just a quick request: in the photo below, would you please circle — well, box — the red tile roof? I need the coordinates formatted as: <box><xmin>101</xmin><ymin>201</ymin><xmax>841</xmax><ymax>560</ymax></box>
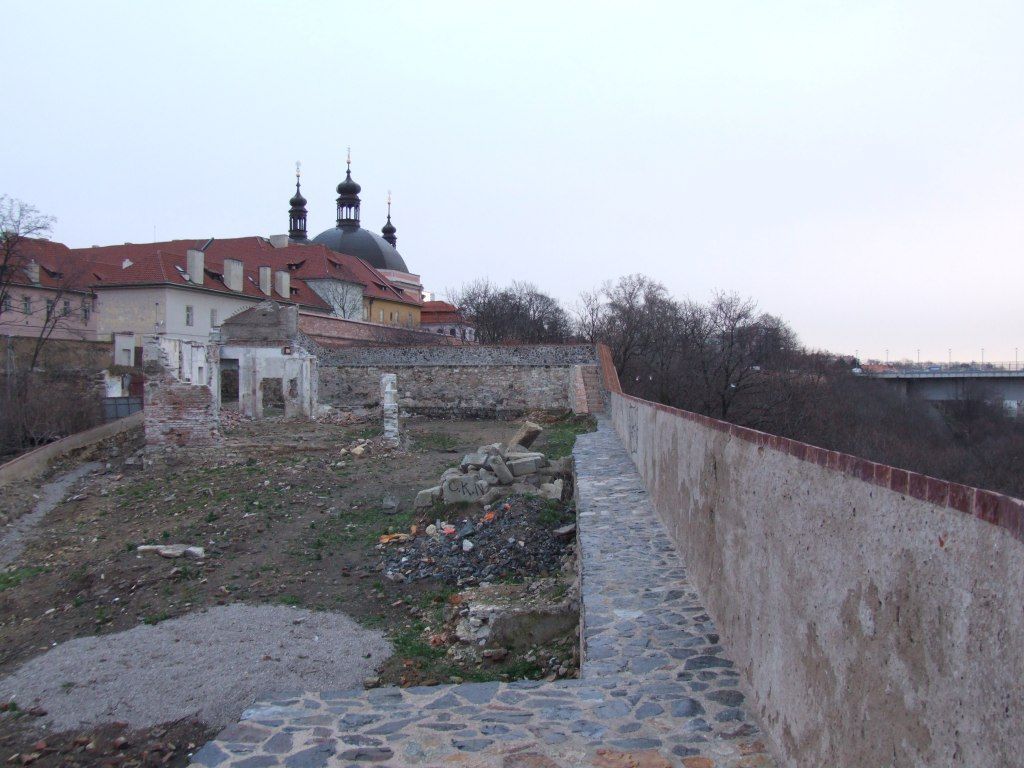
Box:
<box><xmin>5</xmin><ymin>239</ymin><xmax>95</xmax><ymax>293</ymax></box>
<box><xmin>421</xmin><ymin>300</ymin><xmax>467</xmax><ymax>325</ymax></box>
<box><xmin>58</xmin><ymin>236</ymin><xmax>421</xmax><ymax>311</ymax></box>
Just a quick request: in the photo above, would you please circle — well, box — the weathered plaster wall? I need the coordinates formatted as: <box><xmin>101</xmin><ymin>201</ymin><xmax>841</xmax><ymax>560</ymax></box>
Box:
<box><xmin>318</xmin><ymin>345</ymin><xmax>597</xmax><ymax>417</ymax></box>
<box><xmin>608</xmin><ymin>391</ymin><xmax>1024</xmax><ymax>767</ymax></box>
<box><xmin>297</xmin><ymin>313</ymin><xmax>467</xmax><ymax>348</ymax></box>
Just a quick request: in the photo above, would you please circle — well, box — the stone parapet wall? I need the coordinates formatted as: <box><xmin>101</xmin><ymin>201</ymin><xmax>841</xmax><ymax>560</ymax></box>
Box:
<box><xmin>608</xmin><ymin>390</ymin><xmax>1024</xmax><ymax>767</ymax></box>
<box><xmin>317</xmin><ymin>344</ymin><xmax>598</xmax><ymax>417</ymax></box>
<box><xmin>320</xmin><ymin>365</ymin><xmax>574</xmax><ymax>417</ymax></box>
<box><xmin>317</xmin><ymin>343</ymin><xmax>597</xmax><ymax>368</ymax></box>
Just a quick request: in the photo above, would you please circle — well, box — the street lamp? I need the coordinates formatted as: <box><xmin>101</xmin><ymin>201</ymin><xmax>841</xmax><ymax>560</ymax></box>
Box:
<box><xmin>982</xmin><ymin>348</ymin><xmax>985</xmax><ymax>365</ymax></box>
<box><xmin>948</xmin><ymin>348</ymin><xmax>952</xmax><ymax>366</ymax></box>
<box><xmin>917</xmin><ymin>349</ymin><xmax>920</xmax><ymax>365</ymax></box>
<box><xmin>885</xmin><ymin>349</ymin><xmax>889</xmax><ymax>363</ymax></box>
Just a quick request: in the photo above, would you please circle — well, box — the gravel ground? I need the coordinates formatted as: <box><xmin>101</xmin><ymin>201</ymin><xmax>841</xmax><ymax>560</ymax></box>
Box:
<box><xmin>0</xmin><ymin>462</ymin><xmax>101</xmax><ymax>568</ymax></box>
<box><xmin>0</xmin><ymin>603</ymin><xmax>391</xmax><ymax>731</ymax></box>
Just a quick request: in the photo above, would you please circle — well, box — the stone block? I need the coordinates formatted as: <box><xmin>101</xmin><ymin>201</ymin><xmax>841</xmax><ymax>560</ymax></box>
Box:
<box><xmin>508</xmin><ymin>457</ymin><xmax>542</xmax><ymax>477</ymax></box>
<box><xmin>414</xmin><ymin>486</ymin><xmax>441</xmax><ymax>509</ymax></box>
<box><xmin>487</xmin><ymin>455</ymin><xmax>515</xmax><ymax>484</ymax></box>
<box><xmin>509</xmin><ymin>421</ymin><xmax>543</xmax><ymax>449</ymax></box>
<box><xmin>443</xmin><ymin>475</ymin><xmax>486</xmax><ymax>504</ymax></box>
<box><xmin>460</xmin><ymin>453</ymin><xmax>490</xmax><ymax>470</ymax></box>
<box><xmin>540</xmin><ymin>479</ymin><xmax>564</xmax><ymax>500</ymax></box>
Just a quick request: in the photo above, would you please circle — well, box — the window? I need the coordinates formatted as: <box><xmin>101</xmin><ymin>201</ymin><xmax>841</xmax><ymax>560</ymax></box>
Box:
<box><xmin>1</xmin><ymin>295</ymin><xmax>10</xmax><ymax>315</ymax></box>
<box><xmin>449</xmin><ymin>328</ymin><xmax>456</xmax><ymax>337</ymax></box>
<box><xmin>407</xmin><ymin>312</ymin><xmax>413</xmax><ymax>327</ymax></box>
<box><xmin>62</xmin><ymin>299</ymin><xmax>71</xmax><ymax>317</ymax></box>
<box><xmin>379</xmin><ymin>309</ymin><xmax>384</xmax><ymax>322</ymax></box>
<box><xmin>81</xmin><ymin>300</ymin><xmax>91</xmax><ymax>323</ymax></box>
<box><xmin>45</xmin><ymin>299</ymin><xmax>55</xmax><ymax>316</ymax></box>
<box><xmin>185</xmin><ymin>305</ymin><xmax>194</xmax><ymax>326</ymax></box>
<box><xmin>21</xmin><ymin>296</ymin><xmax>31</xmax><ymax>314</ymax></box>
<box><xmin>210</xmin><ymin>308</ymin><xmax>218</xmax><ymax>327</ymax></box>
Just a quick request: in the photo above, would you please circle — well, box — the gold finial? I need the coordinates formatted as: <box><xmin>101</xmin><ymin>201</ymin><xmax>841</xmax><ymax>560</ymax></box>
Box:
<box><xmin>295</xmin><ymin>160</ymin><xmax>301</xmax><ymax>179</ymax></box>
<box><xmin>346</xmin><ymin>147</ymin><xmax>351</xmax><ymax>170</ymax></box>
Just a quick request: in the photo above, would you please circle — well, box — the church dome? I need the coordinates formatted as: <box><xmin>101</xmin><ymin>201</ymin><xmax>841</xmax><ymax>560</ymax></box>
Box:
<box><xmin>336</xmin><ymin>171</ymin><xmax>361</xmax><ymax>196</ymax></box>
<box><xmin>312</xmin><ymin>226</ymin><xmax>409</xmax><ymax>272</ymax></box>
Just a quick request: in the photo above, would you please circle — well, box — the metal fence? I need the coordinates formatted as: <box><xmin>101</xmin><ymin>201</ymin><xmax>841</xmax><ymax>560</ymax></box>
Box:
<box><xmin>102</xmin><ymin>396</ymin><xmax>143</xmax><ymax>421</ymax></box>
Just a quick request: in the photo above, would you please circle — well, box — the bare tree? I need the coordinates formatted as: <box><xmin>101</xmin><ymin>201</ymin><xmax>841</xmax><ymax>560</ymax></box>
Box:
<box><xmin>0</xmin><ymin>195</ymin><xmax>56</xmax><ymax>321</ymax></box>
<box><xmin>451</xmin><ymin>279</ymin><xmax>571</xmax><ymax>343</ymax></box>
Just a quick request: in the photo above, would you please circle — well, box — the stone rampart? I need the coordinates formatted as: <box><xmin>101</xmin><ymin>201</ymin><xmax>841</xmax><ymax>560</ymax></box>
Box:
<box><xmin>297</xmin><ymin>313</ymin><xmax>466</xmax><ymax>348</ymax></box>
<box><xmin>318</xmin><ymin>345</ymin><xmax>597</xmax><ymax>417</ymax></box>
<box><xmin>606</xmin><ymin>382</ymin><xmax>1024</xmax><ymax>767</ymax></box>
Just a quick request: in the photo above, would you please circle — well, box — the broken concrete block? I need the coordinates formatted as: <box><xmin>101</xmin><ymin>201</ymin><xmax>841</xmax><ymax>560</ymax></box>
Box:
<box><xmin>443</xmin><ymin>475</ymin><xmax>486</xmax><ymax>504</ymax></box>
<box><xmin>540</xmin><ymin>479</ymin><xmax>564</xmax><ymax>500</ymax></box>
<box><xmin>509</xmin><ymin>421</ymin><xmax>543</xmax><ymax>449</ymax></box>
<box><xmin>414</xmin><ymin>486</ymin><xmax>442</xmax><ymax>509</ymax></box>
<box><xmin>487</xmin><ymin>455</ymin><xmax>514</xmax><ymax>485</ymax></box>
<box><xmin>460</xmin><ymin>453</ymin><xmax>489</xmax><ymax>470</ymax></box>
<box><xmin>553</xmin><ymin>522</ymin><xmax>576</xmax><ymax>538</ymax></box>
<box><xmin>510</xmin><ymin>482</ymin><xmax>541</xmax><ymax>497</ymax></box>
<box><xmin>479</xmin><ymin>486</ymin><xmax>512</xmax><ymax>506</ymax></box>
<box><xmin>478</xmin><ymin>469</ymin><xmax>499</xmax><ymax>486</ymax></box>
<box><xmin>441</xmin><ymin>467</ymin><xmax>463</xmax><ymax>482</ymax></box>
<box><xmin>137</xmin><ymin>544</ymin><xmax>205</xmax><ymax>559</ymax></box>
<box><xmin>508</xmin><ymin>456</ymin><xmax>542</xmax><ymax>477</ymax></box>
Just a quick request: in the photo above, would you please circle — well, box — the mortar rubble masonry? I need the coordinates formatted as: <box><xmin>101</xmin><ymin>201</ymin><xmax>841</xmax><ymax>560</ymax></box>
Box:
<box><xmin>380</xmin><ymin>373</ymin><xmax>399</xmax><ymax>448</ymax></box>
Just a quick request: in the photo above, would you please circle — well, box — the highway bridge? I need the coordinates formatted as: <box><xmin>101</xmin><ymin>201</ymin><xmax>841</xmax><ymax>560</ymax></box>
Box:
<box><xmin>857</xmin><ymin>362</ymin><xmax>1024</xmax><ymax>403</ymax></box>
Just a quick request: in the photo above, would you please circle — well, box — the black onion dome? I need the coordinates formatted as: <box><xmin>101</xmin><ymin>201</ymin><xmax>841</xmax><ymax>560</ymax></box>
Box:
<box><xmin>289</xmin><ymin>187</ymin><xmax>307</xmax><ymax>208</ymax></box>
<box><xmin>311</xmin><ymin>226</ymin><xmax>409</xmax><ymax>272</ymax></box>
<box><xmin>381</xmin><ymin>217</ymin><xmax>396</xmax><ymax>236</ymax></box>
<box><xmin>336</xmin><ymin>169</ymin><xmax>361</xmax><ymax>196</ymax></box>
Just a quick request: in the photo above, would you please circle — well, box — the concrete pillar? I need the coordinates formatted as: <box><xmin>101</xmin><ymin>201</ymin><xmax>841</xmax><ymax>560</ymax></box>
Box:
<box><xmin>381</xmin><ymin>373</ymin><xmax>399</xmax><ymax>447</ymax></box>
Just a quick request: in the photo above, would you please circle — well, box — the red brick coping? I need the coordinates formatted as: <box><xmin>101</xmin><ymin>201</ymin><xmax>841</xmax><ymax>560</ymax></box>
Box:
<box><xmin>595</xmin><ymin>344</ymin><xmax>1024</xmax><ymax>544</ymax></box>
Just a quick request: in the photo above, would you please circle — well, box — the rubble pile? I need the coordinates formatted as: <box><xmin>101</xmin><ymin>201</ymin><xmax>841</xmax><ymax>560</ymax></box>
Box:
<box><xmin>381</xmin><ymin>496</ymin><xmax>576</xmax><ymax>584</ymax></box>
<box><xmin>413</xmin><ymin>421</ymin><xmax>567</xmax><ymax>510</ymax></box>
<box><xmin>385</xmin><ymin>421</ymin><xmax>576</xmax><ymax>585</ymax></box>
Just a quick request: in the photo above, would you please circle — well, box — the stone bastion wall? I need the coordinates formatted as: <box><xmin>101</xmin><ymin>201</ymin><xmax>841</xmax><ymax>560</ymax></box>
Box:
<box><xmin>316</xmin><ymin>344</ymin><xmax>598</xmax><ymax>417</ymax></box>
<box><xmin>606</xmin><ymin>382</ymin><xmax>1024</xmax><ymax>767</ymax></box>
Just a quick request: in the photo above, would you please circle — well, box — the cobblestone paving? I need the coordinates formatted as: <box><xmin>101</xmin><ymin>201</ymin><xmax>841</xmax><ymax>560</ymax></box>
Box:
<box><xmin>191</xmin><ymin>420</ymin><xmax>776</xmax><ymax>767</ymax></box>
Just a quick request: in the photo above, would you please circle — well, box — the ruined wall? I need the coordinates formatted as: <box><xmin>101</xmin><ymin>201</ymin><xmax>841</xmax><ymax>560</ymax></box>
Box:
<box><xmin>607</xmin><ymin>390</ymin><xmax>1024</xmax><ymax>767</ymax></box>
<box><xmin>298</xmin><ymin>313</ymin><xmax>465</xmax><ymax>348</ymax></box>
<box><xmin>144</xmin><ymin>367</ymin><xmax>219</xmax><ymax>447</ymax></box>
<box><xmin>318</xmin><ymin>345</ymin><xmax>597</xmax><ymax>417</ymax></box>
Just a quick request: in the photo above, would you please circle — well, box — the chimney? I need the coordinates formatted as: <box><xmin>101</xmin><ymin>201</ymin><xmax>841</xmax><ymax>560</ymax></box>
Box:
<box><xmin>269</xmin><ymin>234</ymin><xmax>289</xmax><ymax>249</ymax></box>
<box><xmin>186</xmin><ymin>249</ymin><xmax>204</xmax><ymax>285</ymax></box>
<box><xmin>24</xmin><ymin>260</ymin><xmax>40</xmax><ymax>284</ymax></box>
<box><xmin>274</xmin><ymin>270</ymin><xmax>291</xmax><ymax>300</ymax></box>
<box><xmin>223</xmin><ymin>259</ymin><xmax>243</xmax><ymax>292</ymax></box>
<box><xmin>259</xmin><ymin>266</ymin><xmax>272</xmax><ymax>295</ymax></box>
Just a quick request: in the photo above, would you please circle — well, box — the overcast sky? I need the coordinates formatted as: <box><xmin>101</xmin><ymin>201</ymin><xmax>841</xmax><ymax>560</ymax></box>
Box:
<box><xmin>3</xmin><ymin>1</ymin><xmax>1022</xmax><ymax>362</ymax></box>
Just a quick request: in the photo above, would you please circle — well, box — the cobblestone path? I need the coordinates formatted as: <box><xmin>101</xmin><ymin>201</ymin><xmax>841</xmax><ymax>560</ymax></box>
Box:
<box><xmin>191</xmin><ymin>420</ymin><xmax>776</xmax><ymax>767</ymax></box>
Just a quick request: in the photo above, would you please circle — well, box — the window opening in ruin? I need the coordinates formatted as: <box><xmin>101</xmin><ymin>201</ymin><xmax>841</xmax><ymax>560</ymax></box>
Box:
<box><xmin>261</xmin><ymin>377</ymin><xmax>284</xmax><ymax>416</ymax></box>
<box><xmin>288</xmin><ymin>378</ymin><xmax>298</xmax><ymax>399</ymax></box>
<box><xmin>185</xmin><ymin>305</ymin><xmax>194</xmax><ymax>326</ymax></box>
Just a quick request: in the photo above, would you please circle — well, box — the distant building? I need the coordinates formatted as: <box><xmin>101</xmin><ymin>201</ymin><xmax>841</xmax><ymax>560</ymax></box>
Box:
<box><xmin>299</xmin><ymin>156</ymin><xmax>424</xmax><ymax>306</ymax></box>
<box><xmin>0</xmin><ymin>239</ymin><xmax>98</xmax><ymax>342</ymax></box>
<box><xmin>420</xmin><ymin>300</ymin><xmax>475</xmax><ymax>342</ymax></box>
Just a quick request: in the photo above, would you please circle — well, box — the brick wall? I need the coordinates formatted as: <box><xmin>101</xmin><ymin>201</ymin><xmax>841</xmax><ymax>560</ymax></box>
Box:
<box><xmin>143</xmin><ymin>361</ymin><xmax>219</xmax><ymax>447</ymax></box>
<box><xmin>318</xmin><ymin>344</ymin><xmax>598</xmax><ymax>417</ymax></box>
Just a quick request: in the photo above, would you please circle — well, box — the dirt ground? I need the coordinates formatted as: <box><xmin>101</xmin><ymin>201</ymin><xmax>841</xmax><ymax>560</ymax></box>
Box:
<box><xmin>0</xmin><ymin>414</ymin><xmax>591</xmax><ymax>767</ymax></box>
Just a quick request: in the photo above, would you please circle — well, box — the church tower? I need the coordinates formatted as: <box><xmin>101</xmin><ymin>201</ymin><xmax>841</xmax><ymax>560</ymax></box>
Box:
<box><xmin>381</xmin><ymin>191</ymin><xmax>397</xmax><ymax>248</ymax></box>
<box><xmin>288</xmin><ymin>162</ymin><xmax>308</xmax><ymax>241</ymax></box>
<box><xmin>335</xmin><ymin>149</ymin><xmax>361</xmax><ymax>228</ymax></box>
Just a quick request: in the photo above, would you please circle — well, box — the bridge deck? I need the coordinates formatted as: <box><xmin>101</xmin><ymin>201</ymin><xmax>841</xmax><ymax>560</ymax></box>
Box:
<box><xmin>190</xmin><ymin>420</ymin><xmax>776</xmax><ymax>767</ymax></box>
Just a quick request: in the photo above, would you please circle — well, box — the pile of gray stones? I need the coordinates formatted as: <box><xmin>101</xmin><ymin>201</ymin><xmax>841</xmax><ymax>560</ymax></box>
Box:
<box><xmin>414</xmin><ymin>422</ymin><xmax>567</xmax><ymax>509</ymax></box>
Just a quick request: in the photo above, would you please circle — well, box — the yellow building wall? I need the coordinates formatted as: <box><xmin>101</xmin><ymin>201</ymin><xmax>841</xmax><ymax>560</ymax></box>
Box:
<box><xmin>364</xmin><ymin>298</ymin><xmax>421</xmax><ymax>328</ymax></box>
